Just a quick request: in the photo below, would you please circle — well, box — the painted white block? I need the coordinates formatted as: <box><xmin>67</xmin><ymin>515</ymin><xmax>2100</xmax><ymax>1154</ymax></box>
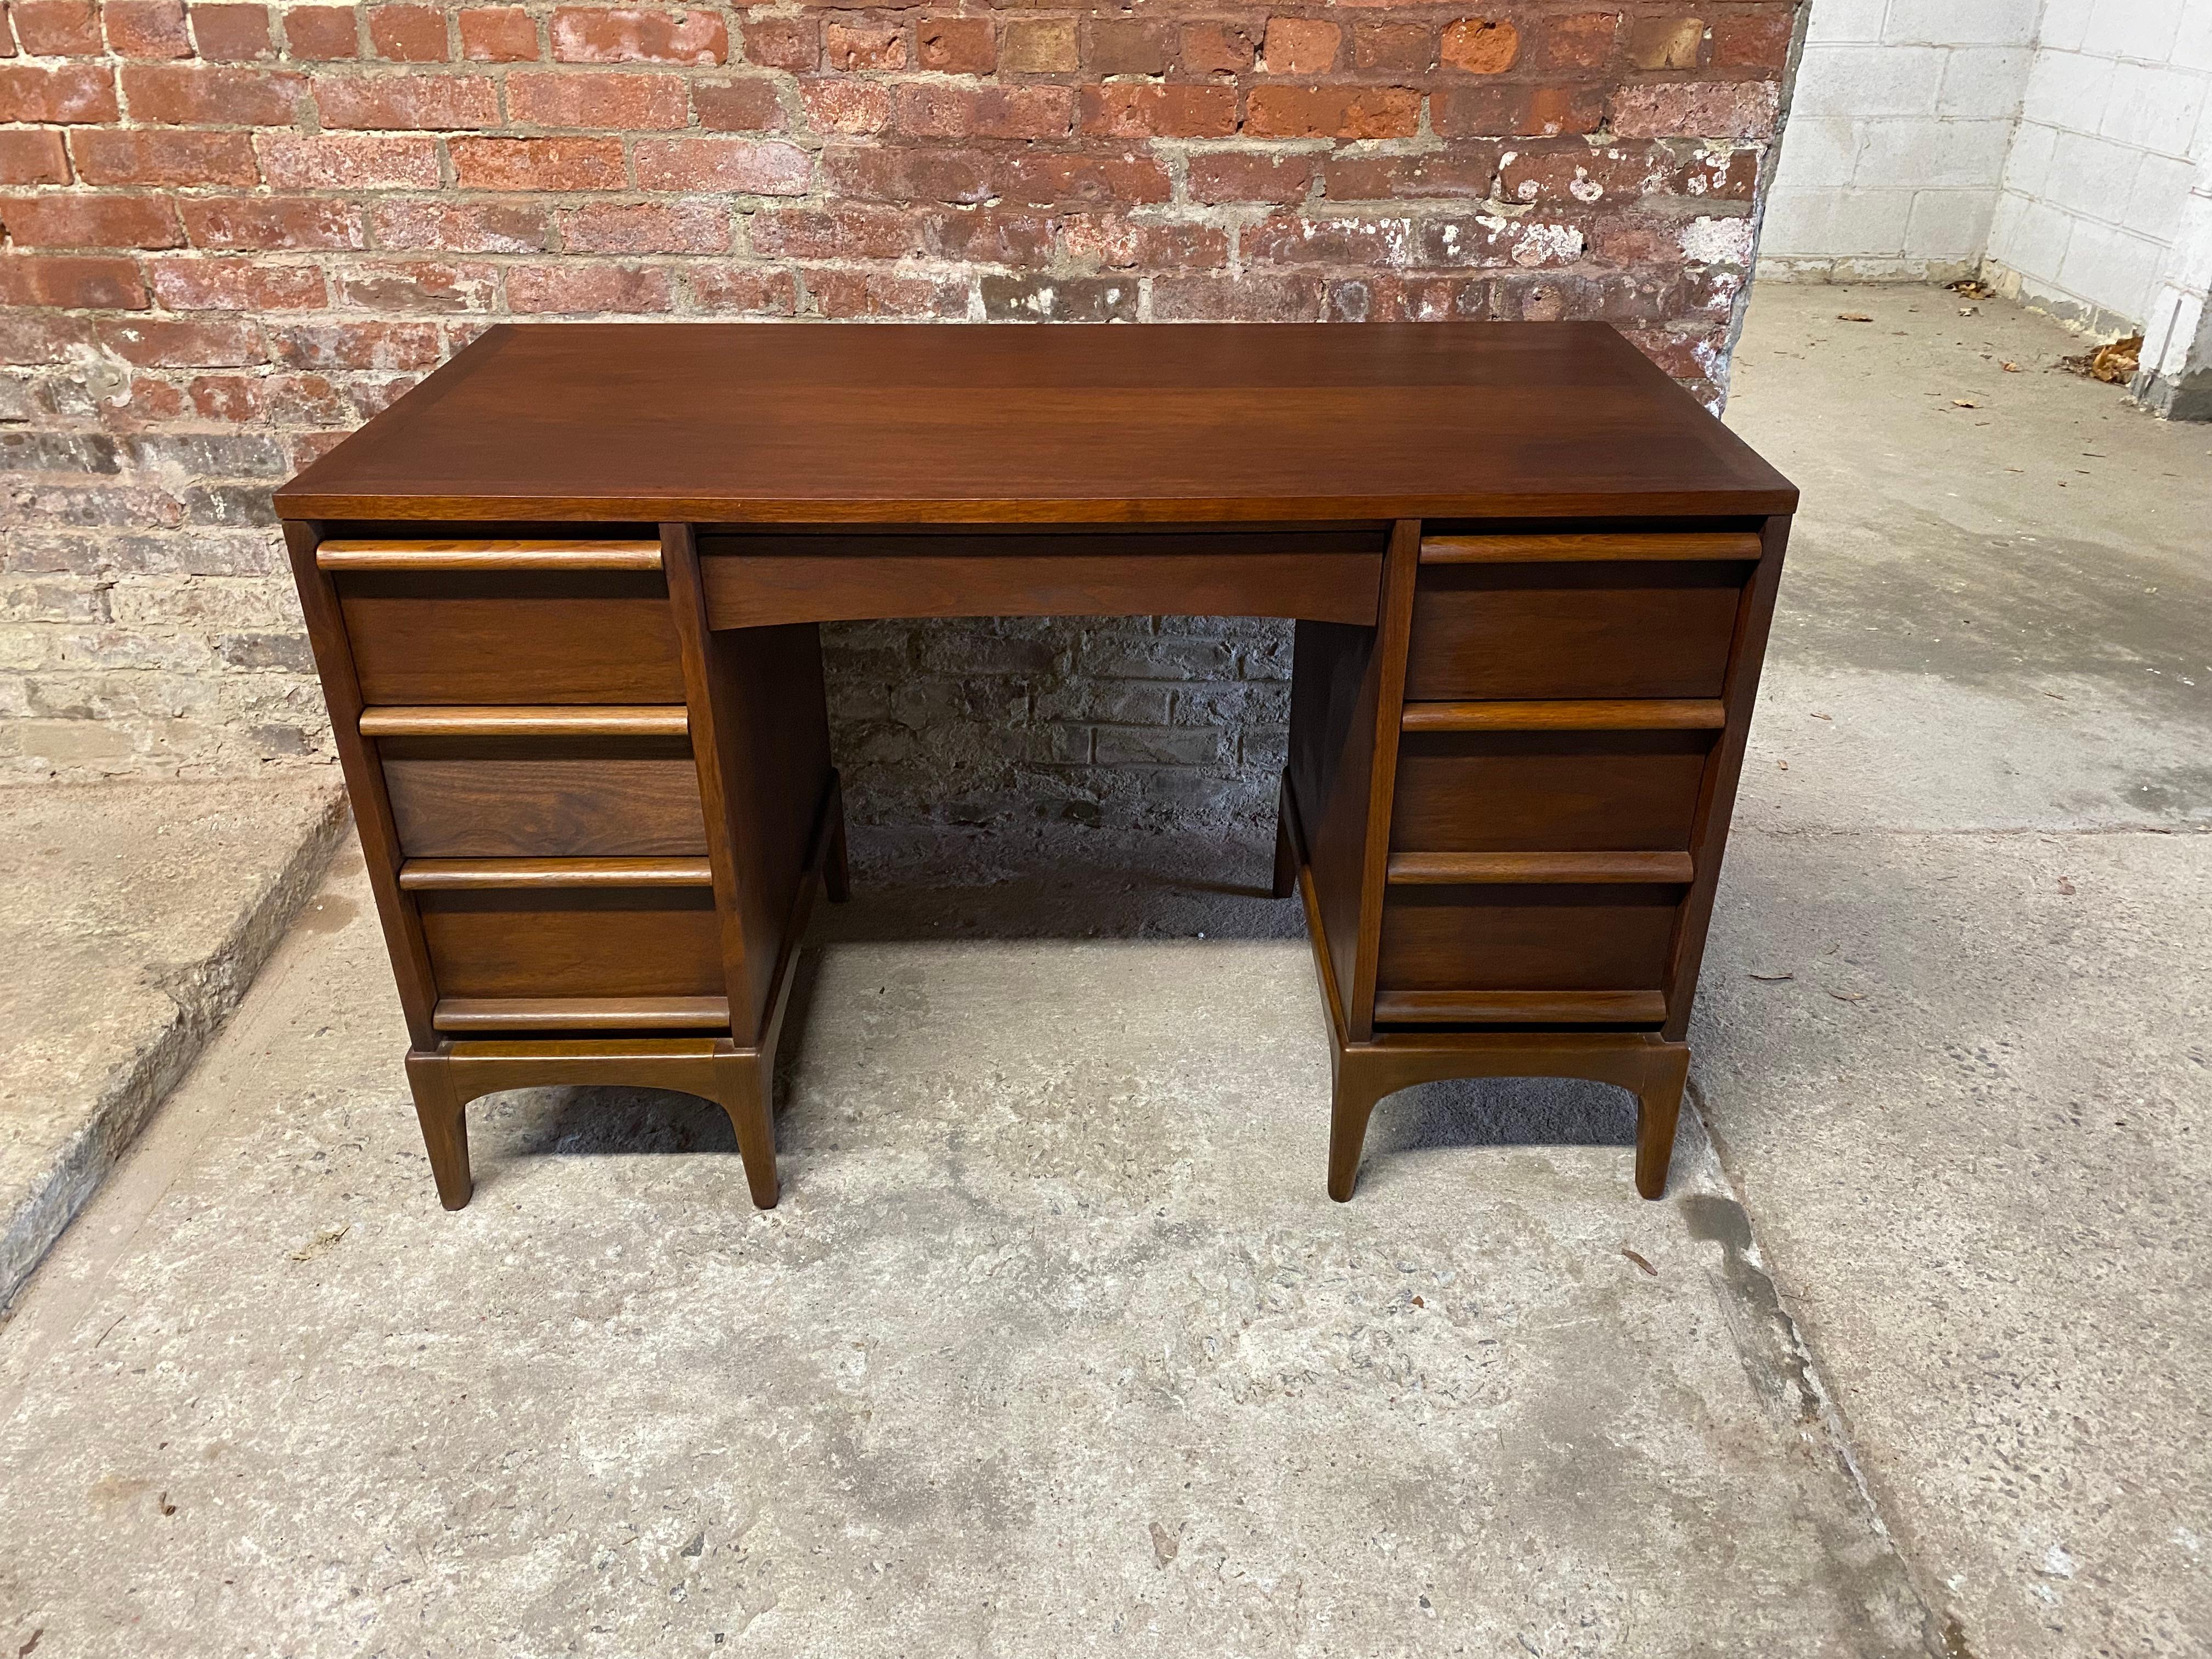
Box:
<box><xmin>2057</xmin><ymin>219</ymin><xmax>2169</xmax><ymax>317</ymax></box>
<box><xmin>2001</xmin><ymin>119</ymin><xmax>2061</xmax><ymax>196</ymax></box>
<box><xmin>1790</xmin><ymin>44</ymin><xmax>1949</xmax><ymax>118</ymax></box>
<box><xmin>1938</xmin><ymin>47</ymin><xmax>2035</xmax><ymax>118</ymax></box>
<box><xmin>1759</xmin><ymin>188</ymin><xmax>1915</xmax><ymax>258</ymax></box>
<box><xmin>2099</xmin><ymin>61</ymin><xmax>2208</xmax><ymax>157</ymax></box>
<box><xmin>1992</xmin><ymin>195</ymin><xmax>2079</xmax><ymax>278</ymax></box>
<box><xmin>1905</xmin><ymin>189</ymin><xmax>2000</xmax><ymax>257</ymax></box>
<box><xmin>2037</xmin><ymin>0</ymin><xmax>2097</xmax><ymax>54</ymax></box>
<box><xmin>1769</xmin><ymin>116</ymin><xmax>1862</xmax><ymax>192</ymax></box>
<box><xmin>1856</xmin><ymin>118</ymin><xmax>2018</xmax><ymax>189</ymax></box>
<box><xmin>2175</xmin><ymin>6</ymin><xmax>2212</xmax><ymax>75</ymax></box>
<box><xmin>2022</xmin><ymin>48</ymin><xmax>2116</xmax><ymax>132</ymax></box>
<box><xmin>2087</xmin><ymin>0</ymin><xmax>2185</xmax><ymax>65</ymax></box>
<box><xmin>1884</xmin><ymin>0</ymin><xmax>2038</xmax><ymax>49</ymax></box>
<box><xmin>2045</xmin><ymin>130</ymin><xmax>2145</xmax><ymax>218</ymax></box>
<box><xmin>2125</xmin><ymin>151</ymin><xmax>2200</xmax><ymax>239</ymax></box>
<box><xmin>1988</xmin><ymin>188</ymin><xmax>2028</xmax><ymax>254</ymax></box>
<box><xmin>1804</xmin><ymin>0</ymin><xmax>1893</xmax><ymax>47</ymax></box>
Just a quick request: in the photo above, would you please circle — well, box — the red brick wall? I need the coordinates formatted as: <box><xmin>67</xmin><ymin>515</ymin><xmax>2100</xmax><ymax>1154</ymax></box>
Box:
<box><xmin>0</xmin><ymin>0</ymin><xmax>1802</xmax><ymax>790</ymax></box>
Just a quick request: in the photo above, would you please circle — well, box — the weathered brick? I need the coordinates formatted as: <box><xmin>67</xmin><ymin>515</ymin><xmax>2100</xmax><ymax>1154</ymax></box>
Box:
<box><xmin>0</xmin><ymin>130</ymin><xmax>72</xmax><ymax>185</ymax></box>
<box><xmin>822</xmin><ymin>18</ymin><xmax>902</xmax><ymax>70</ymax></box>
<box><xmin>0</xmin><ymin>192</ymin><xmax>181</xmax><ymax>248</ymax></box>
<box><xmin>634</xmin><ymin>136</ymin><xmax>810</xmax><ymax>194</ymax></box>
<box><xmin>559</xmin><ymin>199</ymin><xmax>730</xmax><ymax>254</ymax></box>
<box><xmin>1608</xmin><ymin>78</ymin><xmax>1778</xmax><ymax>139</ymax></box>
<box><xmin>313</xmin><ymin>71</ymin><xmax>497</xmax><ymax>128</ymax></box>
<box><xmin>450</xmin><ymin>134</ymin><xmax>628</xmax><ymax>189</ymax></box>
<box><xmin>459</xmin><ymin>6</ymin><xmax>538</xmax><ymax>60</ymax></box>
<box><xmin>1150</xmin><ymin>271</ymin><xmax>1320</xmax><ymax>321</ymax></box>
<box><xmin>1178</xmin><ymin>21</ymin><xmax>1253</xmax><ymax>75</ymax></box>
<box><xmin>368</xmin><ymin>3</ymin><xmax>448</xmax><ymax>60</ymax></box>
<box><xmin>191</xmin><ymin>2</ymin><xmax>274</xmax><ymax>59</ymax></box>
<box><xmin>1000</xmin><ymin>18</ymin><xmax>1074</xmax><ymax>74</ymax></box>
<box><xmin>510</xmin><ymin>69</ymin><xmax>689</xmax><ymax>128</ymax></box>
<box><xmin>1433</xmin><ymin>83</ymin><xmax>1605</xmax><ymax>138</ymax></box>
<box><xmin>1246</xmin><ymin>84</ymin><xmax>1419</xmax><ymax>140</ymax></box>
<box><xmin>332</xmin><ymin>257</ymin><xmax>498</xmax><ymax>309</ymax></box>
<box><xmin>693</xmin><ymin>76</ymin><xmax>783</xmax><ymax>131</ymax></box>
<box><xmin>370</xmin><ymin>196</ymin><xmax>549</xmax><ymax>251</ymax></box>
<box><xmin>1084</xmin><ymin>18</ymin><xmax>1163</xmax><ymax>76</ymax></box>
<box><xmin>1263</xmin><ymin>16</ymin><xmax>1339</xmax><ymax>75</ymax></box>
<box><xmin>148</xmin><ymin>256</ymin><xmax>327</xmax><ymax>310</ymax></box>
<box><xmin>800</xmin><ymin>77</ymin><xmax>891</xmax><ymax>134</ymax></box>
<box><xmin>506</xmin><ymin>261</ymin><xmax>674</xmax><ymax>313</ymax></box>
<box><xmin>919</xmin><ymin>14</ymin><xmax>993</xmax><ymax>72</ymax></box>
<box><xmin>0</xmin><ymin>252</ymin><xmax>149</xmax><ymax>308</ymax></box>
<box><xmin>1002</xmin><ymin>150</ymin><xmax>1169</xmax><ymax>209</ymax></box>
<box><xmin>9</xmin><ymin>0</ymin><xmax>103</xmax><ymax>55</ymax></box>
<box><xmin>980</xmin><ymin>273</ymin><xmax>1135</xmax><ymax>323</ymax></box>
<box><xmin>1325</xmin><ymin>272</ymin><xmax>1491</xmax><ymax>322</ymax></box>
<box><xmin>1629</xmin><ymin>15</ymin><xmax>1705</xmax><ymax>71</ymax></box>
<box><xmin>1078</xmin><ymin>82</ymin><xmax>1234</xmax><ymax>139</ymax></box>
<box><xmin>281</xmin><ymin>5</ymin><xmax>360</xmax><ymax>59</ymax></box>
<box><xmin>1711</xmin><ymin>7</ymin><xmax>1792</xmax><ymax>70</ymax></box>
<box><xmin>75</xmin><ymin>128</ymin><xmax>258</xmax><ymax>184</ymax></box>
<box><xmin>898</xmin><ymin>82</ymin><xmax>1073</xmax><ymax>140</ymax></box>
<box><xmin>1440</xmin><ymin>18</ymin><xmax>1517</xmax><ymax>74</ymax></box>
<box><xmin>740</xmin><ymin>14</ymin><xmax>816</xmax><ymax>70</ymax></box>
<box><xmin>1542</xmin><ymin>11</ymin><xmax>1621</xmax><ymax>71</ymax></box>
<box><xmin>1325</xmin><ymin>148</ymin><xmax>1498</xmax><ymax>201</ymax></box>
<box><xmin>552</xmin><ymin>5</ymin><xmax>723</xmax><ymax>64</ymax></box>
<box><xmin>94</xmin><ymin>315</ymin><xmax>266</xmax><ymax>365</ymax></box>
<box><xmin>1061</xmin><ymin>215</ymin><xmax>1226</xmax><ymax>270</ymax></box>
<box><xmin>686</xmin><ymin>263</ymin><xmax>797</xmax><ymax>313</ymax></box>
<box><xmin>256</xmin><ymin>131</ymin><xmax>439</xmax><ymax>187</ymax></box>
<box><xmin>0</xmin><ymin>313</ymin><xmax>96</xmax><ymax>362</ymax></box>
<box><xmin>270</xmin><ymin>318</ymin><xmax>443</xmax><ymax>369</ymax></box>
<box><xmin>0</xmin><ymin>64</ymin><xmax>118</xmax><ymax>122</ymax></box>
<box><xmin>1188</xmin><ymin>150</ymin><xmax>1313</xmax><ymax>205</ymax></box>
<box><xmin>807</xmin><ymin>267</ymin><xmax>967</xmax><ymax>319</ymax></box>
<box><xmin>1355</xmin><ymin>23</ymin><xmax>1431</xmax><ymax>72</ymax></box>
<box><xmin>122</xmin><ymin>63</ymin><xmax>306</xmax><ymax>124</ymax></box>
<box><xmin>105</xmin><ymin>0</ymin><xmax>192</xmax><ymax>59</ymax></box>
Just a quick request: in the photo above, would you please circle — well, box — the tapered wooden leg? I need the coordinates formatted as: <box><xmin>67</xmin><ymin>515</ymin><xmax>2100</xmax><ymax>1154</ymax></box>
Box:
<box><xmin>1327</xmin><ymin>1059</ymin><xmax>1387</xmax><ymax>1202</ymax></box>
<box><xmin>713</xmin><ymin>1052</ymin><xmax>780</xmax><ymax>1210</ymax></box>
<box><xmin>1272</xmin><ymin>786</ymin><xmax>1298</xmax><ymax>900</ymax></box>
<box><xmin>403</xmin><ymin>1049</ymin><xmax>473</xmax><ymax>1211</ymax></box>
<box><xmin>1634</xmin><ymin>1044</ymin><xmax>1691</xmax><ymax>1200</ymax></box>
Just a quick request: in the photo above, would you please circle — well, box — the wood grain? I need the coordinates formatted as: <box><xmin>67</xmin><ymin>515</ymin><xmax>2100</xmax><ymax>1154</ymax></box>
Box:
<box><xmin>1386</xmin><ymin>851</ymin><xmax>1695</xmax><ymax>884</ymax></box>
<box><xmin>381</xmin><ymin>739</ymin><xmax>707</xmax><ymax>858</ymax></box>
<box><xmin>398</xmin><ymin>856</ymin><xmax>714</xmax><ymax>889</ymax></box>
<box><xmin>1370</xmin><ymin>990</ymin><xmax>1669</xmax><ymax>1024</ymax></box>
<box><xmin>361</xmin><ymin>706</ymin><xmax>689</xmax><ymax>738</ymax></box>
<box><xmin>318</xmin><ymin>539</ymin><xmax>662</xmax><ymax>571</ymax></box>
<box><xmin>431</xmin><ymin>997</ymin><xmax>731</xmax><ymax>1032</ymax></box>
<box><xmin>1419</xmin><ymin>532</ymin><xmax>1762</xmax><ymax>563</ymax></box>
<box><xmin>1390</xmin><ymin>730</ymin><xmax>1712</xmax><ymax>853</ymax></box>
<box><xmin>1399</xmin><ymin>699</ymin><xmax>1728</xmax><ymax>731</ymax></box>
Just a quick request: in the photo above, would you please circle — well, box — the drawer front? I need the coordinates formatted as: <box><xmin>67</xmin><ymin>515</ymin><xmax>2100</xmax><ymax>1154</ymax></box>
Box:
<box><xmin>1407</xmin><ymin>565</ymin><xmax>1742</xmax><ymax>701</ymax></box>
<box><xmin>417</xmin><ymin>888</ymin><xmax>723</xmax><ymax>1001</ymax></box>
<box><xmin>338</xmin><ymin>571</ymin><xmax>686</xmax><ymax>705</ymax></box>
<box><xmin>1376</xmin><ymin>885</ymin><xmax>1679</xmax><ymax>994</ymax></box>
<box><xmin>1391</xmin><ymin>731</ymin><xmax>1711</xmax><ymax>853</ymax></box>
<box><xmin>381</xmin><ymin>737</ymin><xmax>707</xmax><ymax>858</ymax></box>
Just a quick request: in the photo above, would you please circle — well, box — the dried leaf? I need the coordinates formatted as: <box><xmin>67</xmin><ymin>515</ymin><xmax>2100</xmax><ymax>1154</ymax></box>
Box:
<box><xmin>1829</xmin><ymin>990</ymin><xmax>1865</xmax><ymax>1003</ymax></box>
<box><xmin>2002</xmin><ymin>361</ymin><xmax>2021</xmax><ymax>372</ymax></box>
<box><xmin>1811</xmin><ymin>712</ymin><xmax>1833</xmax><ymax>720</ymax></box>
<box><xmin>2057</xmin><ymin>877</ymin><xmax>2076</xmax><ymax>896</ymax></box>
<box><xmin>1749</xmin><ymin>971</ymin><xmax>1795</xmax><ymax>981</ymax></box>
<box><xmin>1837</xmin><ymin>312</ymin><xmax>1875</xmax><ymax>323</ymax></box>
<box><xmin>1948</xmin><ymin>278</ymin><xmax>1996</xmax><ymax>300</ymax></box>
<box><xmin>1953</xmin><ymin>398</ymin><xmax>1979</xmax><ymax>408</ymax></box>
<box><xmin>2060</xmin><ymin>335</ymin><xmax>2143</xmax><ymax>382</ymax></box>
<box><xmin>1621</xmin><ymin>1248</ymin><xmax>1658</xmax><ymax>1277</ymax></box>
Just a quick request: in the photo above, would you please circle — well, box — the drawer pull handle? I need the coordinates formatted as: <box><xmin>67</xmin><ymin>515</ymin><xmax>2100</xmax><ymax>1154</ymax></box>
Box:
<box><xmin>360</xmin><ymin>705</ymin><xmax>689</xmax><ymax>738</ymax></box>
<box><xmin>433</xmin><ymin>996</ymin><xmax>730</xmax><ymax>1032</ymax></box>
<box><xmin>319</xmin><ymin>539</ymin><xmax>662</xmax><ymax>572</ymax></box>
<box><xmin>1374</xmin><ymin>990</ymin><xmax>1668</xmax><ymax>1024</ymax></box>
<box><xmin>399</xmin><ymin>857</ymin><xmax>713</xmax><ymax>890</ymax></box>
<box><xmin>1387</xmin><ymin>851</ymin><xmax>1694</xmax><ymax>884</ymax></box>
<box><xmin>1401</xmin><ymin>699</ymin><xmax>1725</xmax><ymax>731</ymax></box>
<box><xmin>1419</xmin><ymin>533</ymin><xmax>1761</xmax><ymax>563</ymax></box>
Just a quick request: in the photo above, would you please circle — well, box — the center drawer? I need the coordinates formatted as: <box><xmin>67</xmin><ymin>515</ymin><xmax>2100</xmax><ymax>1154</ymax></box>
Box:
<box><xmin>416</xmin><ymin>887</ymin><xmax>724</xmax><ymax>1001</ymax></box>
<box><xmin>380</xmin><ymin>735</ymin><xmax>707</xmax><ymax>858</ymax></box>
<box><xmin>1376</xmin><ymin>885</ymin><xmax>1681</xmax><ymax>995</ymax></box>
<box><xmin>1391</xmin><ymin>730</ymin><xmax>1712</xmax><ymax>853</ymax></box>
<box><xmin>1407</xmin><ymin>563</ymin><xmax>1743</xmax><ymax>701</ymax></box>
<box><xmin>337</xmin><ymin>569</ymin><xmax>687</xmax><ymax>705</ymax></box>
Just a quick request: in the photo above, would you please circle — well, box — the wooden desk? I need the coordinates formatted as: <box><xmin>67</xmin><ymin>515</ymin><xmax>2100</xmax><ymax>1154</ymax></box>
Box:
<box><xmin>275</xmin><ymin>322</ymin><xmax>1796</xmax><ymax>1211</ymax></box>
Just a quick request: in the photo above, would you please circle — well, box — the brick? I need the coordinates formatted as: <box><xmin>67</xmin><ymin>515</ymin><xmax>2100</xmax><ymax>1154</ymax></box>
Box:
<box><xmin>807</xmin><ymin>268</ymin><xmax>966</xmax><ymax>319</ymax></box>
<box><xmin>148</xmin><ymin>256</ymin><xmax>326</xmax><ymax>309</ymax></box>
<box><xmin>0</xmin><ymin>129</ymin><xmax>71</xmax><ymax>184</ymax></box>
<box><xmin>1078</xmin><ymin>83</ymin><xmax>1234</xmax><ymax>139</ymax></box>
<box><xmin>0</xmin><ymin>313</ymin><xmax>95</xmax><ymax>361</ymax></box>
<box><xmin>981</xmin><ymin>274</ymin><xmax>1136</xmax><ymax>323</ymax></box>
<box><xmin>93</xmin><ymin>315</ymin><xmax>266</xmax><ymax>365</ymax></box>
<box><xmin>920</xmin><ymin>14</ymin><xmax>992</xmax><ymax>73</ymax></box>
<box><xmin>368</xmin><ymin>3</ymin><xmax>448</xmax><ymax>60</ymax></box>
<box><xmin>1001</xmin><ymin>150</ymin><xmax>1169</xmax><ymax>209</ymax></box>
<box><xmin>270</xmin><ymin>318</ymin><xmax>443</xmax><ymax>368</ymax></box>
<box><xmin>558</xmin><ymin>199</ymin><xmax>729</xmax><ymax>254</ymax></box>
<box><xmin>370</xmin><ymin>196</ymin><xmax>549</xmax><ymax>250</ymax></box>
<box><xmin>1607</xmin><ymin>78</ymin><xmax>1777</xmax><ymax>139</ymax></box>
<box><xmin>282</xmin><ymin>5</ymin><xmax>360</xmax><ymax>59</ymax></box>
<box><xmin>1417</xmin><ymin>215</ymin><xmax>1582</xmax><ymax>268</ymax></box>
<box><xmin>316</xmin><ymin>71</ymin><xmax>499</xmax><ymax>128</ymax></box>
<box><xmin>1628</xmin><ymin>15</ymin><xmax>1704</xmax><ymax>71</ymax></box>
<box><xmin>506</xmin><ymin>261</ymin><xmax>674</xmax><ymax>313</ymax></box>
<box><xmin>825</xmin><ymin>143</ymin><xmax>991</xmax><ymax>205</ymax></box>
<box><xmin>188</xmin><ymin>375</ymin><xmax>266</xmax><ymax>420</ymax></box>
<box><xmin>1245</xmin><ymin>213</ymin><xmax>1416</xmax><ymax>268</ymax></box>
<box><xmin>552</xmin><ymin>7</ymin><xmax>726</xmax><ymax>65</ymax></box>
<box><xmin>510</xmin><ymin>69</ymin><xmax>688</xmax><ymax>128</ymax></box>
<box><xmin>1324</xmin><ymin>148</ymin><xmax>1498</xmax><ymax>200</ymax></box>
<box><xmin>1541</xmin><ymin>12</ymin><xmax>1620</xmax><ymax>71</ymax></box>
<box><xmin>1433</xmin><ymin>83</ymin><xmax>1604</xmax><ymax>138</ymax></box>
<box><xmin>1325</xmin><ymin>272</ymin><xmax>1491</xmax><ymax>322</ymax></box>
<box><xmin>1000</xmin><ymin>19</ymin><xmax>1074</xmax><ymax>74</ymax></box>
<box><xmin>256</xmin><ymin>131</ymin><xmax>439</xmax><ymax>187</ymax></box>
<box><xmin>822</xmin><ymin>18</ymin><xmax>901</xmax><ymax>70</ymax></box>
<box><xmin>0</xmin><ymin>193</ymin><xmax>182</xmax><ymax>247</ymax></box>
<box><xmin>1084</xmin><ymin>18</ymin><xmax>1162</xmax><ymax>76</ymax></box>
<box><xmin>1061</xmin><ymin>215</ymin><xmax>1226</xmax><ymax>270</ymax></box>
<box><xmin>693</xmin><ymin>75</ymin><xmax>783</xmax><ymax>131</ymax></box>
<box><xmin>1711</xmin><ymin>7</ymin><xmax>1791</xmax><ymax>70</ymax></box>
<box><xmin>1263</xmin><ymin>17</ymin><xmax>1339</xmax><ymax>75</ymax></box>
<box><xmin>460</xmin><ymin>6</ymin><xmax>538</xmax><ymax>60</ymax></box>
<box><xmin>1178</xmin><ymin>21</ymin><xmax>1253</xmax><ymax>75</ymax></box>
<box><xmin>1186</xmin><ymin>151</ymin><xmax>1308</xmax><ymax>206</ymax></box>
<box><xmin>740</xmin><ymin>14</ymin><xmax>815</xmax><ymax>70</ymax></box>
<box><xmin>1246</xmin><ymin>84</ymin><xmax>1419</xmax><ymax>139</ymax></box>
<box><xmin>332</xmin><ymin>257</ymin><xmax>497</xmax><ymax>309</ymax></box>
<box><xmin>122</xmin><ymin>64</ymin><xmax>305</xmax><ymax>123</ymax></box>
<box><xmin>9</xmin><ymin>0</ymin><xmax>102</xmax><ymax>55</ymax></box>
<box><xmin>633</xmin><ymin>136</ymin><xmax>810</xmax><ymax>195</ymax></box>
<box><xmin>105</xmin><ymin>0</ymin><xmax>191</xmax><ymax>58</ymax></box>
<box><xmin>1355</xmin><ymin>24</ymin><xmax>1430</xmax><ymax>73</ymax></box>
<box><xmin>0</xmin><ymin>64</ymin><xmax>117</xmax><ymax>122</ymax></box>
<box><xmin>191</xmin><ymin>3</ymin><xmax>274</xmax><ymax>59</ymax></box>
<box><xmin>75</xmin><ymin>128</ymin><xmax>258</xmax><ymax>183</ymax></box>
<box><xmin>898</xmin><ymin>83</ymin><xmax>1073</xmax><ymax>141</ymax></box>
<box><xmin>0</xmin><ymin>253</ymin><xmax>149</xmax><ymax>308</ymax></box>
<box><xmin>176</xmin><ymin>194</ymin><xmax>362</xmax><ymax>249</ymax></box>
<box><xmin>687</xmin><ymin>264</ymin><xmax>795</xmax><ymax>313</ymax></box>
<box><xmin>1441</xmin><ymin>18</ymin><xmax>1518</xmax><ymax>74</ymax></box>
<box><xmin>800</xmin><ymin>77</ymin><xmax>891</xmax><ymax>134</ymax></box>
<box><xmin>449</xmin><ymin>135</ymin><xmax>627</xmax><ymax>189</ymax></box>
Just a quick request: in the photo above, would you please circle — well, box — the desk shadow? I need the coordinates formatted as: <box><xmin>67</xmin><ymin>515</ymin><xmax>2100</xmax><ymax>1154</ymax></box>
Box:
<box><xmin>477</xmin><ymin>1085</ymin><xmax>740</xmax><ymax>1157</ymax></box>
<box><xmin>1364</xmin><ymin>1074</ymin><xmax>1639</xmax><ymax>1154</ymax></box>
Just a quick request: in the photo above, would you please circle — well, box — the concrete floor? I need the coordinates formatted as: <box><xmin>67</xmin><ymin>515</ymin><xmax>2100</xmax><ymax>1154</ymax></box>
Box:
<box><xmin>0</xmin><ymin>284</ymin><xmax>2205</xmax><ymax>1657</ymax></box>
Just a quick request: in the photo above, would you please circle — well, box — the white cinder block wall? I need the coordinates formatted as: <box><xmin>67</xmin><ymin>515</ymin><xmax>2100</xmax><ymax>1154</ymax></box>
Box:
<box><xmin>1762</xmin><ymin>0</ymin><xmax>2041</xmax><ymax>281</ymax></box>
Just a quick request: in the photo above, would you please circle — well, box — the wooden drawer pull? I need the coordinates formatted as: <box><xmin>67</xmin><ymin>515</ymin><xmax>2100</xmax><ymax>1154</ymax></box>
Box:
<box><xmin>1419</xmin><ymin>533</ymin><xmax>1762</xmax><ymax>563</ymax></box>
<box><xmin>399</xmin><ymin>857</ymin><xmax>714</xmax><ymax>890</ymax></box>
<box><xmin>319</xmin><ymin>539</ymin><xmax>662</xmax><ymax>572</ymax></box>
<box><xmin>360</xmin><ymin>705</ymin><xmax>689</xmax><ymax>738</ymax></box>
<box><xmin>433</xmin><ymin>996</ymin><xmax>730</xmax><ymax>1032</ymax></box>
<box><xmin>1401</xmin><ymin>699</ymin><xmax>1726</xmax><ymax>731</ymax></box>
<box><xmin>1387</xmin><ymin>851</ymin><xmax>1694</xmax><ymax>884</ymax></box>
<box><xmin>1374</xmin><ymin>990</ymin><xmax>1668</xmax><ymax>1024</ymax></box>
